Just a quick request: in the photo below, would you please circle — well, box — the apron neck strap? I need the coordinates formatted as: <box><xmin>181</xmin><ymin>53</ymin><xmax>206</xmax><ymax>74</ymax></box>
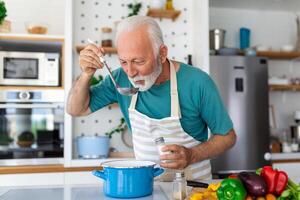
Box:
<box><xmin>170</xmin><ymin>60</ymin><xmax>181</xmax><ymax>118</ymax></box>
<box><xmin>129</xmin><ymin>59</ymin><xmax>181</xmax><ymax>118</ymax></box>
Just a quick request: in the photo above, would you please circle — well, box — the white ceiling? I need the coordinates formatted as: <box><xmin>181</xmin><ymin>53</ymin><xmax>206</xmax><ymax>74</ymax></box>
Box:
<box><xmin>210</xmin><ymin>0</ymin><xmax>300</xmax><ymax>12</ymax></box>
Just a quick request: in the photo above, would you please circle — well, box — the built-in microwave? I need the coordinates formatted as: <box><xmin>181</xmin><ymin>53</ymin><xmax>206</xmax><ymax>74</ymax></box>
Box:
<box><xmin>0</xmin><ymin>51</ymin><xmax>60</xmax><ymax>86</ymax></box>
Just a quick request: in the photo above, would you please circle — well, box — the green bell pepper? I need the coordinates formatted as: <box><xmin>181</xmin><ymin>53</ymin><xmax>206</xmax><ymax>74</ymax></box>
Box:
<box><xmin>217</xmin><ymin>178</ymin><xmax>247</xmax><ymax>200</ymax></box>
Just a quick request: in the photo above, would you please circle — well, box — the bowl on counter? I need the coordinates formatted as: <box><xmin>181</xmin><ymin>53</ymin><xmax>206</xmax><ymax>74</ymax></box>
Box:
<box><xmin>25</xmin><ymin>22</ymin><xmax>48</xmax><ymax>34</ymax></box>
<box><xmin>93</xmin><ymin>160</ymin><xmax>164</xmax><ymax>198</ymax></box>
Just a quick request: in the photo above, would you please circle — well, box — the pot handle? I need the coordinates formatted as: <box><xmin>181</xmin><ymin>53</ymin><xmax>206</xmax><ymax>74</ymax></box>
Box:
<box><xmin>92</xmin><ymin>170</ymin><xmax>106</xmax><ymax>180</ymax></box>
<box><xmin>153</xmin><ymin>167</ymin><xmax>164</xmax><ymax>177</ymax></box>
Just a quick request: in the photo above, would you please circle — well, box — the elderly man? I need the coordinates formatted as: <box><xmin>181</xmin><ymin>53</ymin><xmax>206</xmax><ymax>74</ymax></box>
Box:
<box><xmin>67</xmin><ymin>16</ymin><xmax>236</xmax><ymax>180</ymax></box>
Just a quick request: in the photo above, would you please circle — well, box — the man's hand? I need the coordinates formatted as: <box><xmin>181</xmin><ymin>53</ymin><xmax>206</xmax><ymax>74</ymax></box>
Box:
<box><xmin>159</xmin><ymin>144</ymin><xmax>193</xmax><ymax>170</ymax></box>
<box><xmin>79</xmin><ymin>44</ymin><xmax>104</xmax><ymax>77</ymax></box>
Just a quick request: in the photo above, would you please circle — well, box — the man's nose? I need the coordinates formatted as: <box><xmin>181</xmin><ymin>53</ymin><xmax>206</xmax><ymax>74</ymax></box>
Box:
<box><xmin>127</xmin><ymin>64</ymin><xmax>138</xmax><ymax>78</ymax></box>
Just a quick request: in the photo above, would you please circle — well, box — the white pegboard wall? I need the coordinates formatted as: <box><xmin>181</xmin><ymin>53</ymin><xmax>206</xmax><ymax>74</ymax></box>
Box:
<box><xmin>72</xmin><ymin>0</ymin><xmax>194</xmax><ymax>154</ymax></box>
<box><xmin>73</xmin><ymin>0</ymin><xmax>194</xmax><ymax>64</ymax></box>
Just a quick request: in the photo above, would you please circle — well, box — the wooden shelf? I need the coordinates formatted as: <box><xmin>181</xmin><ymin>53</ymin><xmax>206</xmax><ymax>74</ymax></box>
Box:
<box><xmin>146</xmin><ymin>8</ymin><xmax>181</xmax><ymax>21</ymax></box>
<box><xmin>257</xmin><ymin>51</ymin><xmax>300</xmax><ymax>59</ymax></box>
<box><xmin>269</xmin><ymin>84</ymin><xmax>300</xmax><ymax>91</ymax></box>
<box><xmin>0</xmin><ymin>33</ymin><xmax>64</xmax><ymax>42</ymax></box>
<box><xmin>0</xmin><ymin>164</ymin><xmax>103</xmax><ymax>174</ymax></box>
<box><xmin>76</xmin><ymin>45</ymin><xmax>117</xmax><ymax>54</ymax></box>
<box><xmin>0</xmin><ymin>86</ymin><xmax>64</xmax><ymax>90</ymax></box>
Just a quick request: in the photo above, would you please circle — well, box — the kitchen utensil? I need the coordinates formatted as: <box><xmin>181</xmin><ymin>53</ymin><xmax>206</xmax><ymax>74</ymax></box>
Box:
<box><xmin>87</xmin><ymin>39</ymin><xmax>139</xmax><ymax>96</ymax></box>
<box><xmin>187</xmin><ymin>180</ymin><xmax>209</xmax><ymax>188</ymax></box>
<box><xmin>93</xmin><ymin>160</ymin><xmax>164</xmax><ymax>198</ymax></box>
<box><xmin>76</xmin><ymin>134</ymin><xmax>109</xmax><ymax>159</ymax></box>
<box><xmin>209</xmin><ymin>29</ymin><xmax>226</xmax><ymax>50</ymax></box>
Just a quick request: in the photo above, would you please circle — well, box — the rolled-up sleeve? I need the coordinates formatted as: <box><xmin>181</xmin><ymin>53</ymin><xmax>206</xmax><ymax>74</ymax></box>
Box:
<box><xmin>89</xmin><ymin>75</ymin><xmax>117</xmax><ymax>112</ymax></box>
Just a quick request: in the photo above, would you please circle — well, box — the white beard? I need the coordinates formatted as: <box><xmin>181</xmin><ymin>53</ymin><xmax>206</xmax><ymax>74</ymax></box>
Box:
<box><xmin>129</xmin><ymin>59</ymin><xmax>163</xmax><ymax>92</ymax></box>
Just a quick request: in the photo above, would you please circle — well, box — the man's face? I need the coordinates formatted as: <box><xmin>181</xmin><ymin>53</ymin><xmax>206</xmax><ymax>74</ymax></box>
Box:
<box><xmin>116</xmin><ymin>26</ymin><xmax>162</xmax><ymax>91</ymax></box>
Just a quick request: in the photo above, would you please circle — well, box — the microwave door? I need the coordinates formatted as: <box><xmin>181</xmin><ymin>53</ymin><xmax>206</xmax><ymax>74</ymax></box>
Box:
<box><xmin>0</xmin><ymin>52</ymin><xmax>46</xmax><ymax>86</ymax></box>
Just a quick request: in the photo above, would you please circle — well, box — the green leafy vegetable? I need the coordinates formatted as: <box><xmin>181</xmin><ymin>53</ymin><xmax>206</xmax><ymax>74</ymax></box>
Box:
<box><xmin>0</xmin><ymin>1</ymin><xmax>7</xmax><ymax>25</ymax></box>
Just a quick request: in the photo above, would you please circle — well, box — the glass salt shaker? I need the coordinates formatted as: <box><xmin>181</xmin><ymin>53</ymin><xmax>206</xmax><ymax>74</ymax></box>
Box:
<box><xmin>154</xmin><ymin>137</ymin><xmax>167</xmax><ymax>156</ymax></box>
<box><xmin>173</xmin><ymin>171</ymin><xmax>187</xmax><ymax>200</ymax></box>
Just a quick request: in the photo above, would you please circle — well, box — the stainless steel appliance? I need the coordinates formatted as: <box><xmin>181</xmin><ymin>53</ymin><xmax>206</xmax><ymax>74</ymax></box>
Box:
<box><xmin>209</xmin><ymin>56</ymin><xmax>270</xmax><ymax>176</ymax></box>
<box><xmin>0</xmin><ymin>51</ymin><xmax>60</xmax><ymax>86</ymax></box>
<box><xmin>0</xmin><ymin>90</ymin><xmax>64</xmax><ymax>166</ymax></box>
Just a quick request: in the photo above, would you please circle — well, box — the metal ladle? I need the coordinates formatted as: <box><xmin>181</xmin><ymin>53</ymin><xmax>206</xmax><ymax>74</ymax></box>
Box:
<box><xmin>87</xmin><ymin>39</ymin><xmax>139</xmax><ymax>96</ymax></box>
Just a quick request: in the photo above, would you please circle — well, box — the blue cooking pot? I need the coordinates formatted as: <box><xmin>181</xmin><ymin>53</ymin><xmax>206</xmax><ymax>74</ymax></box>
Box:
<box><xmin>93</xmin><ymin>160</ymin><xmax>164</xmax><ymax>198</ymax></box>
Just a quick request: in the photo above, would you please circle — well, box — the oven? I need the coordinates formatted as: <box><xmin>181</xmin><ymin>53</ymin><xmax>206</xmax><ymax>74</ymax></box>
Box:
<box><xmin>0</xmin><ymin>90</ymin><xmax>64</xmax><ymax>166</ymax></box>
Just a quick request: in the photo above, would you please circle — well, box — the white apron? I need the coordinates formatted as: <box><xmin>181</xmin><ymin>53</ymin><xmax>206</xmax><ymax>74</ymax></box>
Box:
<box><xmin>128</xmin><ymin>60</ymin><xmax>212</xmax><ymax>180</ymax></box>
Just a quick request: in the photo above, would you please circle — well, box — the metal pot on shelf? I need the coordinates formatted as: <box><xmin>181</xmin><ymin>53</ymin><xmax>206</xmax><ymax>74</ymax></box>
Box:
<box><xmin>76</xmin><ymin>134</ymin><xmax>110</xmax><ymax>159</ymax></box>
<box><xmin>210</xmin><ymin>28</ymin><xmax>226</xmax><ymax>51</ymax></box>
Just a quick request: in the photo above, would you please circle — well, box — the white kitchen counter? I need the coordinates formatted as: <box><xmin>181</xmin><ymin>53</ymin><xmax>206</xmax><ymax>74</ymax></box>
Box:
<box><xmin>0</xmin><ymin>181</ymin><xmax>175</xmax><ymax>200</ymax></box>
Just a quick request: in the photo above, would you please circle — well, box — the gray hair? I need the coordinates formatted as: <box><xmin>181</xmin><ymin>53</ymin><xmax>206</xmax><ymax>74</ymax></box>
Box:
<box><xmin>115</xmin><ymin>16</ymin><xmax>164</xmax><ymax>55</ymax></box>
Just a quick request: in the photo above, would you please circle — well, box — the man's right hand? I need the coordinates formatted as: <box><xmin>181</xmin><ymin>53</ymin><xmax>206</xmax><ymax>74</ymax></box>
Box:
<box><xmin>79</xmin><ymin>44</ymin><xmax>104</xmax><ymax>77</ymax></box>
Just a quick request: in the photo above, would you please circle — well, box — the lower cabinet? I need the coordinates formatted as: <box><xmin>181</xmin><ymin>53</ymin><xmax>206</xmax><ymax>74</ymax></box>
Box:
<box><xmin>0</xmin><ymin>172</ymin><xmax>100</xmax><ymax>187</ymax></box>
<box><xmin>0</xmin><ymin>173</ymin><xmax>65</xmax><ymax>187</ymax></box>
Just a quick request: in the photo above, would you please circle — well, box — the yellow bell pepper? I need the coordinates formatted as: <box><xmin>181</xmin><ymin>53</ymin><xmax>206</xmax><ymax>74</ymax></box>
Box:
<box><xmin>190</xmin><ymin>192</ymin><xmax>203</xmax><ymax>200</ymax></box>
<box><xmin>207</xmin><ymin>182</ymin><xmax>221</xmax><ymax>192</ymax></box>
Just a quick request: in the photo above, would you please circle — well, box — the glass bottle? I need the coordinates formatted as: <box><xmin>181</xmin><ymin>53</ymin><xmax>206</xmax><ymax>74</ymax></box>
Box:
<box><xmin>101</xmin><ymin>27</ymin><xmax>113</xmax><ymax>47</ymax></box>
<box><xmin>154</xmin><ymin>137</ymin><xmax>166</xmax><ymax>156</ymax></box>
<box><xmin>165</xmin><ymin>0</ymin><xmax>174</xmax><ymax>10</ymax></box>
<box><xmin>173</xmin><ymin>171</ymin><xmax>187</xmax><ymax>200</ymax></box>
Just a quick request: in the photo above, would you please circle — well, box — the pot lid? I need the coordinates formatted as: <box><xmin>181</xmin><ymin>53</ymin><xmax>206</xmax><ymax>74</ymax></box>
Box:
<box><xmin>101</xmin><ymin>160</ymin><xmax>156</xmax><ymax>169</ymax></box>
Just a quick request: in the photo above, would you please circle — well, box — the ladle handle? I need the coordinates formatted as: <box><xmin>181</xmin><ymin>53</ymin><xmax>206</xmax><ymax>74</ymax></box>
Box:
<box><xmin>87</xmin><ymin>38</ymin><xmax>119</xmax><ymax>88</ymax></box>
<box><xmin>101</xmin><ymin>58</ymin><xmax>119</xmax><ymax>88</ymax></box>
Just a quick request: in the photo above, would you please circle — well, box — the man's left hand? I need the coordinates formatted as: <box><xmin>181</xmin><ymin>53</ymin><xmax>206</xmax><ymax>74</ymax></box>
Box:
<box><xmin>159</xmin><ymin>144</ymin><xmax>193</xmax><ymax>170</ymax></box>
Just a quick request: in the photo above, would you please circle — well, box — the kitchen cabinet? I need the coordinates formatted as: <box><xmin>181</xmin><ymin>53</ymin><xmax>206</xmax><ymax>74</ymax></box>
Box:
<box><xmin>0</xmin><ymin>33</ymin><xmax>65</xmax><ymax>90</ymax></box>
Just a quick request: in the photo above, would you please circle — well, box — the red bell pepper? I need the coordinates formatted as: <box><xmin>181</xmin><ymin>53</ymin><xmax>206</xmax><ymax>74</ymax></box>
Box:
<box><xmin>261</xmin><ymin>166</ymin><xmax>288</xmax><ymax>195</ymax></box>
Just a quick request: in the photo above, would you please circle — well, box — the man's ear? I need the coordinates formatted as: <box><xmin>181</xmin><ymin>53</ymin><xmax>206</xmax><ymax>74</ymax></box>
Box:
<box><xmin>159</xmin><ymin>45</ymin><xmax>168</xmax><ymax>63</ymax></box>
